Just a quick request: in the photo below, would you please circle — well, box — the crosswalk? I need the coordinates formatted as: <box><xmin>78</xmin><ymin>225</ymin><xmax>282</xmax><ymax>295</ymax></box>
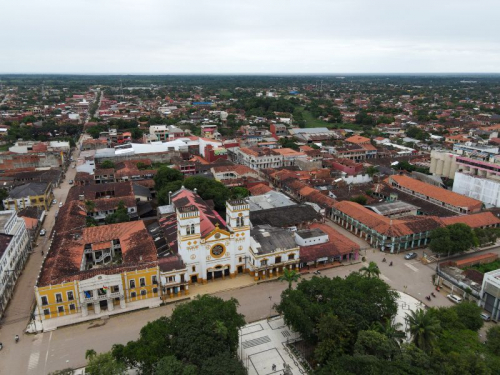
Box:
<box><xmin>27</xmin><ymin>334</ymin><xmax>43</xmax><ymax>373</ymax></box>
<box><xmin>404</xmin><ymin>262</ymin><xmax>419</xmax><ymax>272</ymax></box>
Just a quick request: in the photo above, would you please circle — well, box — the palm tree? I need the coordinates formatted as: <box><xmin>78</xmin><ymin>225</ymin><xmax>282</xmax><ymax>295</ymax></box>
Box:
<box><xmin>359</xmin><ymin>261</ymin><xmax>381</xmax><ymax>278</ymax></box>
<box><xmin>374</xmin><ymin>319</ymin><xmax>406</xmax><ymax>347</ymax></box>
<box><xmin>406</xmin><ymin>309</ymin><xmax>441</xmax><ymax>352</ymax></box>
<box><xmin>278</xmin><ymin>268</ymin><xmax>301</xmax><ymax>290</ymax></box>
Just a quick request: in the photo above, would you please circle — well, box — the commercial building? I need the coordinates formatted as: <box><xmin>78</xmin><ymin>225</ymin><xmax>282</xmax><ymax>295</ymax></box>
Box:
<box><xmin>481</xmin><ymin>269</ymin><xmax>500</xmax><ymax>321</ymax></box>
<box><xmin>34</xmin><ymin>205</ymin><xmax>161</xmax><ymax>326</ymax></box>
<box><xmin>2</xmin><ymin>182</ymin><xmax>54</xmax><ymax>211</ymax></box>
<box><xmin>389</xmin><ymin>175</ymin><xmax>482</xmax><ymax>214</ymax></box>
<box><xmin>0</xmin><ymin>210</ymin><xmax>31</xmax><ymax>319</ymax></box>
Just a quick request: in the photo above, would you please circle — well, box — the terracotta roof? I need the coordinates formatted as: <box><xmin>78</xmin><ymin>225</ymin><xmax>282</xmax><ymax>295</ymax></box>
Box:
<box><xmin>172</xmin><ymin>188</ymin><xmax>226</xmax><ymax>237</ymax></box>
<box><xmin>346</xmin><ymin>135</ymin><xmax>370</xmax><ymax>144</ymax></box>
<box><xmin>441</xmin><ymin>212</ymin><xmax>500</xmax><ymax>228</ymax></box>
<box><xmin>299</xmin><ymin>223</ymin><xmax>360</xmax><ymax>262</ymax></box>
<box><xmin>389</xmin><ymin>175</ymin><xmax>482</xmax><ymax>211</ymax></box>
<box><xmin>334</xmin><ymin>200</ymin><xmax>443</xmax><ymax>237</ymax></box>
<box><xmin>248</xmin><ymin>183</ymin><xmax>273</xmax><ymax>196</ymax></box>
<box><xmin>38</xmin><ymin>201</ymin><xmax>157</xmax><ymax>287</ymax></box>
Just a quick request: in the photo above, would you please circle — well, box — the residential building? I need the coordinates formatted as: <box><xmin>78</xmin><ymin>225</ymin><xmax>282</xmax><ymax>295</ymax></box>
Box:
<box><xmin>2</xmin><ymin>182</ymin><xmax>54</xmax><ymax>211</ymax></box>
<box><xmin>0</xmin><ymin>210</ymin><xmax>31</xmax><ymax>319</ymax></box>
<box><xmin>481</xmin><ymin>269</ymin><xmax>500</xmax><ymax>321</ymax></box>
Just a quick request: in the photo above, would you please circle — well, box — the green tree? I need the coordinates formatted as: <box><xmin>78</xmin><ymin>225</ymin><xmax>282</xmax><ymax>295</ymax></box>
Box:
<box><xmin>154</xmin><ymin>166</ymin><xmax>184</xmax><ymax>191</ymax></box>
<box><xmin>406</xmin><ymin>309</ymin><xmax>441</xmax><ymax>352</ymax></box>
<box><xmin>0</xmin><ymin>188</ymin><xmax>8</xmax><ymax>210</ymax></box>
<box><xmin>429</xmin><ymin>227</ymin><xmax>453</xmax><ymax>256</ymax></box>
<box><xmin>486</xmin><ymin>326</ymin><xmax>500</xmax><ymax>356</ymax></box>
<box><xmin>278</xmin><ymin>268</ymin><xmax>301</xmax><ymax>290</ymax></box>
<box><xmin>354</xmin><ymin>330</ymin><xmax>398</xmax><ymax>360</ymax></box>
<box><xmin>314</xmin><ymin>314</ymin><xmax>354</xmax><ymax>363</ymax></box>
<box><xmin>199</xmin><ymin>352</ymin><xmax>247</xmax><ymax>375</ymax></box>
<box><xmin>100</xmin><ymin>160</ymin><xmax>116</xmax><ymax>169</ymax></box>
<box><xmin>169</xmin><ymin>295</ymin><xmax>245</xmax><ymax>367</ymax></box>
<box><xmin>157</xmin><ymin>181</ymin><xmax>184</xmax><ymax>205</ymax></box>
<box><xmin>359</xmin><ymin>261</ymin><xmax>381</xmax><ymax>278</ymax></box>
<box><xmin>104</xmin><ymin>201</ymin><xmax>130</xmax><ymax>224</ymax></box>
<box><xmin>48</xmin><ymin>369</ymin><xmax>74</xmax><ymax>375</ymax></box>
<box><xmin>350</xmin><ymin>195</ymin><xmax>368</xmax><ymax>205</ymax></box>
<box><xmin>448</xmin><ymin>223</ymin><xmax>475</xmax><ymax>253</ymax></box>
<box><xmin>230</xmin><ymin>187</ymin><xmax>249</xmax><ymax>199</ymax></box>
<box><xmin>366</xmin><ymin>166</ymin><xmax>379</xmax><ymax>177</ymax></box>
<box><xmin>154</xmin><ymin>356</ymin><xmax>197</xmax><ymax>375</ymax></box>
<box><xmin>373</xmin><ymin>319</ymin><xmax>406</xmax><ymax>347</ymax></box>
<box><xmin>85</xmin><ymin>351</ymin><xmax>126</xmax><ymax>375</ymax></box>
<box><xmin>452</xmin><ymin>301</ymin><xmax>483</xmax><ymax>332</ymax></box>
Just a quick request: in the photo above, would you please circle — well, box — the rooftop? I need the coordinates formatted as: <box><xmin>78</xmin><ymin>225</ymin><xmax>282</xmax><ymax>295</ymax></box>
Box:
<box><xmin>250</xmin><ymin>225</ymin><xmax>297</xmax><ymax>255</ymax></box>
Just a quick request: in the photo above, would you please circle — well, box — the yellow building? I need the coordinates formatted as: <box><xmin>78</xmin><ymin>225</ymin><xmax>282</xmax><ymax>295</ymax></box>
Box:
<box><xmin>3</xmin><ymin>182</ymin><xmax>53</xmax><ymax>211</ymax></box>
<box><xmin>35</xmin><ymin>205</ymin><xmax>162</xmax><ymax>326</ymax></box>
<box><xmin>35</xmin><ymin>266</ymin><xmax>160</xmax><ymax>320</ymax></box>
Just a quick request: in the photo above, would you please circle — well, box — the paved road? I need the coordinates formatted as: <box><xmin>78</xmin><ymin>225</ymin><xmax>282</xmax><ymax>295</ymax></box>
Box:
<box><xmin>0</xmin><ymin>145</ymin><xmax>79</xmax><ymax>372</ymax></box>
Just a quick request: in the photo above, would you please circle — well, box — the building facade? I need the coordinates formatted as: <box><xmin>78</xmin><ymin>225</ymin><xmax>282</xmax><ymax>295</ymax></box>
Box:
<box><xmin>0</xmin><ymin>210</ymin><xmax>31</xmax><ymax>319</ymax></box>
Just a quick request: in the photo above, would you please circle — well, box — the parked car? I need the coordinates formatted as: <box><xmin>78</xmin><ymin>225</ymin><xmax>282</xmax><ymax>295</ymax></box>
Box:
<box><xmin>40</xmin><ymin>229</ymin><xmax>46</xmax><ymax>236</ymax></box>
<box><xmin>481</xmin><ymin>313</ymin><xmax>491</xmax><ymax>321</ymax></box>
<box><xmin>69</xmin><ymin>180</ymin><xmax>74</xmax><ymax>185</ymax></box>
<box><xmin>405</xmin><ymin>252</ymin><xmax>418</xmax><ymax>260</ymax></box>
<box><xmin>59</xmin><ymin>202</ymin><xmax>63</xmax><ymax>208</ymax></box>
<box><xmin>447</xmin><ymin>294</ymin><xmax>463</xmax><ymax>304</ymax></box>
<box><xmin>52</xmin><ymin>199</ymin><xmax>57</xmax><ymax>204</ymax></box>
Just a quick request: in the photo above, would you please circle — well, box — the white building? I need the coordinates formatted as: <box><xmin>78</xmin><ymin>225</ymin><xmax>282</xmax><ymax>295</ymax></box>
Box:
<box><xmin>453</xmin><ymin>172</ymin><xmax>500</xmax><ymax>207</ymax></box>
<box><xmin>481</xmin><ymin>269</ymin><xmax>500</xmax><ymax>321</ymax></box>
<box><xmin>0</xmin><ymin>210</ymin><xmax>31</xmax><ymax>319</ymax></box>
<box><xmin>172</xmin><ymin>189</ymin><xmax>251</xmax><ymax>284</ymax></box>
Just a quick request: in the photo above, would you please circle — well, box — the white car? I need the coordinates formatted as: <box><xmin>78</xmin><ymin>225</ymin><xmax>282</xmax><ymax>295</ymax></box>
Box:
<box><xmin>40</xmin><ymin>229</ymin><xmax>46</xmax><ymax>236</ymax></box>
<box><xmin>447</xmin><ymin>294</ymin><xmax>463</xmax><ymax>304</ymax></box>
<box><xmin>52</xmin><ymin>199</ymin><xmax>57</xmax><ymax>204</ymax></box>
<box><xmin>59</xmin><ymin>202</ymin><xmax>63</xmax><ymax>208</ymax></box>
<box><xmin>481</xmin><ymin>313</ymin><xmax>491</xmax><ymax>321</ymax></box>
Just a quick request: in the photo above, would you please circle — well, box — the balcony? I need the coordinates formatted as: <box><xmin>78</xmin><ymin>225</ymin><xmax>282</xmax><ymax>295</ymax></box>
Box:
<box><xmin>83</xmin><ymin>291</ymin><xmax>123</xmax><ymax>303</ymax></box>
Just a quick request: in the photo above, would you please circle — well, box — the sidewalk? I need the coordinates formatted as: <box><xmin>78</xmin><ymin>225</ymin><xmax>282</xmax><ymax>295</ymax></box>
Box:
<box><xmin>33</xmin><ymin>298</ymin><xmax>163</xmax><ymax>332</ymax></box>
<box><xmin>189</xmin><ymin>274</ymin><xmax>256</xmax><ymax>296</ymax></box>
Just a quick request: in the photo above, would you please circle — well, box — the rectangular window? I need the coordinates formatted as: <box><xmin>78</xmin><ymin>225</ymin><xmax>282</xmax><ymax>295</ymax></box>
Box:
<box><xmin>57</xmin><ymin>306</ymin><xmax>64</xmax><ymax>313</ymax></box>
<box><xmin>275</xmin><ymin>256</ymin><xmax>282</xmax><ymax>264</ymax></box>
<box><xmin>131</xmin><ymin>292</ymin><xmax>137</xmax><ymax>298</ymax></box>
<box><xmin>43</xmin><ymin>309</ymin><xmax>50</xmax><ymax>316</ymax></box>
<box><xmin>41</xmin><ymin>296</ymin><xmax>48</xmax><ymax>306</ymax></box>
<box><xmin>67</xmin><ymin>291</ymin><xmax>74</xmax><ymax>301</ymax></box>
<box><xmin>69</xmin><ymin>304</ymin><xmax>75</xmax><ymax>311</ymax></box>
<box><xmin>140</xmin><ymin>278</ymin><xmax>146</xmax><ymax>287</ymax></box>
<box><xmin>140</xmin><ymin>290</ymin><xmax>147</xmax><ymax>296</ymax></box>
<box><xmin>261</xmin><ymin>260</ymin><xmax>267</xmax><ymax>266</ymax></box>
<box><xmin>130</xmin><ymin>280</ymin><xmax>136</xmax><ymax>289</ymax></box>
<box><xmin>55</xmin><ymin>293</ymin><xmax>63</xmax><ymax>303</ymax></box>
<box><xmin>152</xmin><ymin>275</ymin><xmax>158</xmax><ymax>285</ymax></box>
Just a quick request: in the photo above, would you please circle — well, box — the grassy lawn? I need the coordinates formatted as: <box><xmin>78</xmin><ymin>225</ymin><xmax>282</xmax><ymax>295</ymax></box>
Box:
<box><xmin>0</xmin><ymin>143</ymin><xmax>12</xmax><ymax>151</ymax></box>
<box><xmin>302</xmin><ymin>110</ymin><xmax>364</xmax><ymax>131</ymax></box>
<box><xmin>466</xmin><ymin>259</ymin><xmax>500</xmax><ymax>274</ymax></box>
<box><xmin>219</xmin><ymin>90</ymin><xmax>232</xmax><ymax>99</ymax></box>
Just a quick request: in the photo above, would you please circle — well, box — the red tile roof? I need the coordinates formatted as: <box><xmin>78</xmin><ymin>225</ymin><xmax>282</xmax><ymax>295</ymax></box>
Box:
<box><xmin>389</xmin><ymin>175</ymin><xmax>482</xmax><ymax>211</ymax></box>
<box><xmin>441</xmin><ymin>212</ymin><xmax>500</xmax><ymax>228</ymax></box>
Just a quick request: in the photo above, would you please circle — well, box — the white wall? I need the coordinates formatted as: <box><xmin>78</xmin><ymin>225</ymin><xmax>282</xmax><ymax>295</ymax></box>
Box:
<box><xmin>453</xmin><ymin>172</ymin><xmax>500</xmax><ymax>207</ymax></box>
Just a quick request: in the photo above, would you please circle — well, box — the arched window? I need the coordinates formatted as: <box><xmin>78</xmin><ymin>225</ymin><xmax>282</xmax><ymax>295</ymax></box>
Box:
<box><xmin>191</xmin><ymin>224</ymin><xmax>195</xmax><ymax>234</ymax></box>
<box><xmin>237</xmin><ymin>217</ymin><xmax>244</xmax><ymax>227</ymax></box>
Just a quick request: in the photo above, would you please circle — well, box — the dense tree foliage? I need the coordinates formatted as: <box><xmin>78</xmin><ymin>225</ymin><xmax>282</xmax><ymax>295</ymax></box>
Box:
<box><xmin>429</xmin><ymin>223</ymin><xmax>475</xmax><ymax>256</ymax></box>
<box><xmin>105</xmin><ymin>296</ymin><xmax>245</xmax><ymax>375</ymax></box>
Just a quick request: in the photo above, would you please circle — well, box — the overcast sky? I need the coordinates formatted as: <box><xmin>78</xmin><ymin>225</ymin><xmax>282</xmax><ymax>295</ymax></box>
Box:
<box><xmin>1</xmin><ymin>0</ymin><xmax>499</xmax><ymax>74</ymax></box>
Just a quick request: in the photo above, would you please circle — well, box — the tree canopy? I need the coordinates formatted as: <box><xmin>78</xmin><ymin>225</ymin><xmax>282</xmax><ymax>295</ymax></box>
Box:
<box><xmin>429</xmin><ymin>223</ymin><xmax>475</xmax><ymax>256</ymax></box>
<box><xmin>106</xmin><ymin>295</ymin><xmax>246</xmax><ymax>375</ymax></box>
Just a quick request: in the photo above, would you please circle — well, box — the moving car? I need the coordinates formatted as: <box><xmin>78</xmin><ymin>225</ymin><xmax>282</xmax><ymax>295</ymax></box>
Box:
<box><xmin>52</xmin><ymin>199</ymin><xmax>57</xmax><ymax>204</ymax></box>
<box><xmin>69</xmin><ymin>180</ymin><xmax>74</xmax><ymax>185</ymax></box>
<box><xmin>405</xmin><ymin>252</ymin><xmax>418</xmax><ymax>260</ymax></box>
<box><xmin>40</xmin><ymin>229</ymin><xmax>46</xmax><ymax>236</ymax></box>
<box><xmin>59</xmin><ymin>202</ymin><xmax>63</xmax><ymax>208</ymax></box>
<box><xmin>447</xmin><ymin>294</ymin><xmax>463</xmax><ymax>304</ymax></box>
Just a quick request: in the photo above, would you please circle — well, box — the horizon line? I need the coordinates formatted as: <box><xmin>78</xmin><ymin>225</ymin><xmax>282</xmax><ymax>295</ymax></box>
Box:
<box><xmin>1</xmin><ymin>72</ymin><xmax>500</xmax><ymax>76</ymax></box>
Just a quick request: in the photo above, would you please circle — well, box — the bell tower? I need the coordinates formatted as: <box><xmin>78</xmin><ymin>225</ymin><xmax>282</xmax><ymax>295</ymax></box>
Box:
<box><xmin>177</xmin><ymin>205</ymin><xmax>201</xmax><ymax>255</ymax></box>
<box><xmin>226</xmin><ymin>199</ymin><xmax>250</xmax><ymax>232</ymax></box>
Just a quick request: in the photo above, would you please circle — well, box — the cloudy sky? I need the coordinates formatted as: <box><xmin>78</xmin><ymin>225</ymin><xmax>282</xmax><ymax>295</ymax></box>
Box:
<box><xmin>1</xmin><ymin>0</ymin><xmax>499</xmax><ymax>74</ymax></box>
